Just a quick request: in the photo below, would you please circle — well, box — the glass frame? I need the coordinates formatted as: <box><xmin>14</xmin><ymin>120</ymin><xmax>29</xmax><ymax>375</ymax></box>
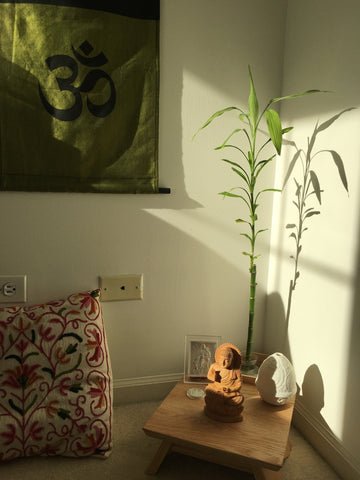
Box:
<box><xmin>184</xmin><ymin>335</ymin><xmax>221</xmax><ymax>384</ymax></box>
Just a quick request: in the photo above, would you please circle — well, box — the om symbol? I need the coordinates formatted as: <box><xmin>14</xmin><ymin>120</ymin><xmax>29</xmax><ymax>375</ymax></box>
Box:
<box><xmin>38</xmin><ymin>40</ymin><xmax>116</xmax><ymax>121</ymax></box>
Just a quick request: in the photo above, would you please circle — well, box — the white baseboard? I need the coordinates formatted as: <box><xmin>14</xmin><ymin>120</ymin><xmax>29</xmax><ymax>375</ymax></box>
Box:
<box><xmin>113</xmin><ymin>374</ymin><xmax>360</xmax><ymax>480</ymax></box>
<box><xmin>293</xmin><ymin>397</ymin><xmax>360</xmax><ymax>480</ymax></box>
<box><xmin>113</xmin><ymin>372</ymin><xmax>183</xmax><ymax>405</ymax></box>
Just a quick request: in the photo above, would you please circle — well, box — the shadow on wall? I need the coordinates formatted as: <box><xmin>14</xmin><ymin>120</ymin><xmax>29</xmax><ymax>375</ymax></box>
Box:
<box><xmin>264</xmin><ymin>133</ymin><xmax>360</xmax><ymax>472</ymax></box>
<box><xmin>342</xmin><ymin>198</ymin><xmax>360</xmax><ymax>462</ymax></box>
<box><xmin>264</xmin><ymin>292</ymin><xmax>291</xmax><ymax>359</ymax></box>
<box><xmin>298</xmin><ymin>364</ymin><xmax>331</xmax><ymax>429</ymax></box>
<box><xmin>282</xmin><ymin>109</ymin><xmax>353</xmax><ymax>329</ymax></box>
<box><xmin>265</xmin><ymin>293</ymin><xmax>331</xmax><ymax>429</ymax></box>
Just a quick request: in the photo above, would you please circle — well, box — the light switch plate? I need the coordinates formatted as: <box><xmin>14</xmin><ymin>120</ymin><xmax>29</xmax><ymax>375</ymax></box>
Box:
<box><xmin>99</xmin><ymin>274</ymin><xmax>143</xmax><ymax>302</ymax></box>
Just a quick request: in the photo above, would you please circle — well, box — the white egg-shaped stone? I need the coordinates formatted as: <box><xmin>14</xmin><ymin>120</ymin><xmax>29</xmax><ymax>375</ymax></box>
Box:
<box><xmin>255</xmin><ymin>353</ymin><xmax>297</xmax><ymax>406</ymax></box>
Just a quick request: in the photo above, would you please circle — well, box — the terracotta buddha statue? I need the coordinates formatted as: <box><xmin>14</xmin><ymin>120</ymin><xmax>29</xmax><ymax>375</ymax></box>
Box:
<box><xmin>204</xmin><ymin>343</ymin><xmax>244</xmax><ymax>422</ymax></box>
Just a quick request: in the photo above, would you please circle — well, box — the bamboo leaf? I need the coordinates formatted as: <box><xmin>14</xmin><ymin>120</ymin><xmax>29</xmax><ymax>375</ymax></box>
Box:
<box><xmin>219</xmin><ymin>191</ymin><xmax>242</xmax><ymax>198</ymax></box>
<box><xmin>283</xmin><ymin>150</ymin><xmax>302</xmax><ymax>187</ymax></box>
<box><xmin>220</xmin><ymin>192</ymin><xmax>251</xmax><ymax>210</ymax></box>
<box><xmin>231</xmin><ymin>167</ymin><xmax>250</xmax><ymax>185</ymax></box>
<box><xmin>215</xmin><ymin>129</ymin><xmax>243</xmax><ymax>149</ymax></box>
<box><xmin>215</xmin><ymin>144</ymin><xmax>248</xmax><ymax>158</ymax></box>
<box><xmin>265</xmin><ymin>109</ymin><xmax>283</xmax><ymax>154</ymax></box>
<box><xmin>254</xmin><ymin>160</ymin><xmax>271</xmax><ymax>179</ymax></box>
<box><xmin>289</xmin><ymin>232</ymin><xmax>297</xmax><ymax>240</ymax></box>
<box><xmin>269</xmin><ymin>89</ymin><xmax>332</xmax><ymax>106</ymax></box>
<box><xmin>316</xmin><ymin>108</ymin><xmax>356</xmax><ymax>133</ymax></box>
<box><xmin>240</xmin><ymin>233</ymin><xmax>252</xmax><ymax>242</ymax></box>
<box><xmin>286</xmin><ymin>224</ymin><xmax>297</xmax><ymax>229</ymax></box>
<box><xmin>239</xmin><ymin>113</ymin><xmax>249</xmax><ymax>122</ymax></box>
<box><xmin>239</xmin><ymin>196</ymin><xmax>251</xmax><ymax>209</ymax></box>
<box><xmin>254</xmin><ymin>155</ymin><xmax>276</xmax><ymax>178</ymax></box>
<box><xmin>230</xmin><ymin>186</ymin><xmax>251</xmax><ymax>198</ymax></box>
<box><xmin>255</xmin><ymin>228</ymin><xmax>268</xmax><ymax>239</ymax></box>
<box><xmin>220</xmin><ymin>158</ymin><xmax>242</xmax><ymax>169</ymax></box>
<box><xmin>282</xmin><ymin>126</ymin><xmax>294</xmax><ymax>134</ymax></box>
<box><xmin>192</xmin><ymin>107</ymin><xmax>241</xmax><ymax>140</ymax></box>
<box><xmin>258</xmin><ymin>188</ymin><xmax>282</xmax><ymax>195</ymax></box>
<box><xmin>255</xmin><ymin>159</ymin><xmax>271</xmax><ymax>170</ymax></box>
<box><xmin>222</xmin><ymin>159</ymin><xmax>249</xmax><ymax>182</ymax></box>
<box><xmin>323</xmin><ymin>150</ymin><xmax>348</xmax><ymax>193</ymax></box>
<box><xmin>309</xmin><ymin>170</ymin><xmax>322</xmax><ymax>204</ymax></box>
<box><xmin>248</xmin><ymin>66</ymin><xmax>259</xmax><ymax>126</ymax></box>
<box><xmin>255</xmin><ymin>188</ymin><xmax>281</xmax><ymax>203</ymax></box>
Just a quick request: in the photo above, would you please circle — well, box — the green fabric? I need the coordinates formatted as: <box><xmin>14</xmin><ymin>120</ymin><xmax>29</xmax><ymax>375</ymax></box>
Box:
<box><xmin>0</xmin><ymin>2</ymin><xmax>159</xmax><ymax>193</ymax></box>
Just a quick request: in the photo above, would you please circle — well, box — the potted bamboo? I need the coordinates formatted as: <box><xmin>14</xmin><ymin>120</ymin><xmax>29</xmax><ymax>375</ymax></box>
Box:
<box><xmin>194</xmin><ymin>66</ymin><xmax>327</xmax><ymax>373</ymax></box>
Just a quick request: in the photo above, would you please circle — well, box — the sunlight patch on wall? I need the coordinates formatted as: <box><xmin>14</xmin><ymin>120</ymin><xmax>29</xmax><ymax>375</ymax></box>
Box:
<box><xmin>143</xmin><ymin>207</ymin><xmax>244</xmax><ymax>271</ymax></box>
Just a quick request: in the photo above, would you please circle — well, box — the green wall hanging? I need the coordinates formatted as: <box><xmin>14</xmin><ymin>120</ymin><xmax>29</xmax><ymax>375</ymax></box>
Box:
<box><xmin>0</xmin><ymin>0</ymin><xmax>160</xmax><ymax>193</ymax></box>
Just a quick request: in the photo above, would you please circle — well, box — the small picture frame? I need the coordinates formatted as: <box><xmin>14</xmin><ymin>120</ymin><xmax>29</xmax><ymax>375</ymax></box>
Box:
<box><xmin>184</xmin><ymin>335</ymin><xmax>221</xmax><ymax>384</ymax></box>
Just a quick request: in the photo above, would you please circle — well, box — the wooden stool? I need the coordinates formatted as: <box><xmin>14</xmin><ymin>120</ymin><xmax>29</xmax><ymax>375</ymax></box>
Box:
<box><xmin>143</xmin><ymin>379</ymin><xmax>295</xmax><ymax>479</ymax></box>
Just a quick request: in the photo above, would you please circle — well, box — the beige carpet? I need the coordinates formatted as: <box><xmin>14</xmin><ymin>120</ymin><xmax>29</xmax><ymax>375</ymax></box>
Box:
<box><xmin>0</xmin><ymin>400</ymin><xmax>341</xmax><ymax>480</ymax></box>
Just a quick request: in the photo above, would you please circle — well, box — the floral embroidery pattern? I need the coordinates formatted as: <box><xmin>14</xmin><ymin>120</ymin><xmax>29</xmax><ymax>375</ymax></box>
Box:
<box><xmin>0</xmin><ymin>290</ymin><xmax>112</xmax><ymax>462</ymax></box>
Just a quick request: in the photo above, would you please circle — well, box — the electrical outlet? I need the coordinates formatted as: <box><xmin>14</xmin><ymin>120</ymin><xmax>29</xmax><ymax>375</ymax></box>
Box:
<box><xmin>0</xmin><ymin>275</ymin><xmax>27</xmax><ymax>303</ymax></box>
<box><xmin>99</xmin><ymin>274</ymin><xmax>143</xmax><ymax>301</ymax></box>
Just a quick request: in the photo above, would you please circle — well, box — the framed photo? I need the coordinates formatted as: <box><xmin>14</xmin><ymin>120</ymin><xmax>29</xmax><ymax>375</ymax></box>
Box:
<box><xmin>184</xmin><ymin>335</ymin><xmax>221</xmax><ymax>384</ymax></box>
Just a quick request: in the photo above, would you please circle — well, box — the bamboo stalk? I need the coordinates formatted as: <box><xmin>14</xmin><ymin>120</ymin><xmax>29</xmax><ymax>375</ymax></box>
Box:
<box><xmin>246</xmin><ymin>264</ymin><xmax>256</xmax><ymax>362</ymax></box>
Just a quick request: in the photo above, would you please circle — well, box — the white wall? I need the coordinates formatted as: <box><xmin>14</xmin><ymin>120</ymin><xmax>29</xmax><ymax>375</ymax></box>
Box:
<box><xmin>2</xmin><ymin>0</ymin><xmax>359</xmax><ymax>475</ymax></box>
<box><xmin>266</xmin><ymin>0</ymin><xmax>360</xmax><ymax>469</ymax></box>
<box><xmin>0</xmin><ymin>0</ymin><xmax>286</xmax><ymax>379</ymax></box>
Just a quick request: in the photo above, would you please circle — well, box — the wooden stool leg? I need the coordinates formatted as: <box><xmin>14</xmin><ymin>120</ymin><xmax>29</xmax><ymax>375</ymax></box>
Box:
<box><xmin>145</xmin><ymin>439</ymin><xmax>173</xmax><ymax>475</ymax></box>
<box><xmin>253</xmin><ymin>466</ymin><xmax>281</xmax><ymax>480</ymax></box>
<box><xmin>285</xmin><ymin>438</ymin><xmax>292</xmax><ymax>459</ymax></box>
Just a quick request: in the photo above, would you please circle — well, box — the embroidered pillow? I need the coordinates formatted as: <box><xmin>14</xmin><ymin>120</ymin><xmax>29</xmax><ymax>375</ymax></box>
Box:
<box><xmin>0</xmin><ymin>289</ymin><xmax>112</xmax><ymax>462</ymax></box>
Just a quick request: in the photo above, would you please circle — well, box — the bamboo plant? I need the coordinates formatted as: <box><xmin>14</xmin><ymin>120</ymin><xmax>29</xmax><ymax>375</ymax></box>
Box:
<box><xmin>194</xmin><ymin>66</ymin><xmax>328</xmax><ymax>365</ymax></box>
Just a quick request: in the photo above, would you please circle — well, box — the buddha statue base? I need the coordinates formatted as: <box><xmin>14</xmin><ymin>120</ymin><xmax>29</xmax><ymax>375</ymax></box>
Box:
<box><xmin>204</xmin><ymin>388</ymin><xmax>244</xmax><ymax>423</ymax></box>
<box><xmin>204</xmin><ymin>405</ymin><xmax>243</xmax><ymax>423</ymax></box>
<box><xmin>203</xmin><ymin>343</ymin><xmax>245</xmax><ymax>423</ymax></box>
